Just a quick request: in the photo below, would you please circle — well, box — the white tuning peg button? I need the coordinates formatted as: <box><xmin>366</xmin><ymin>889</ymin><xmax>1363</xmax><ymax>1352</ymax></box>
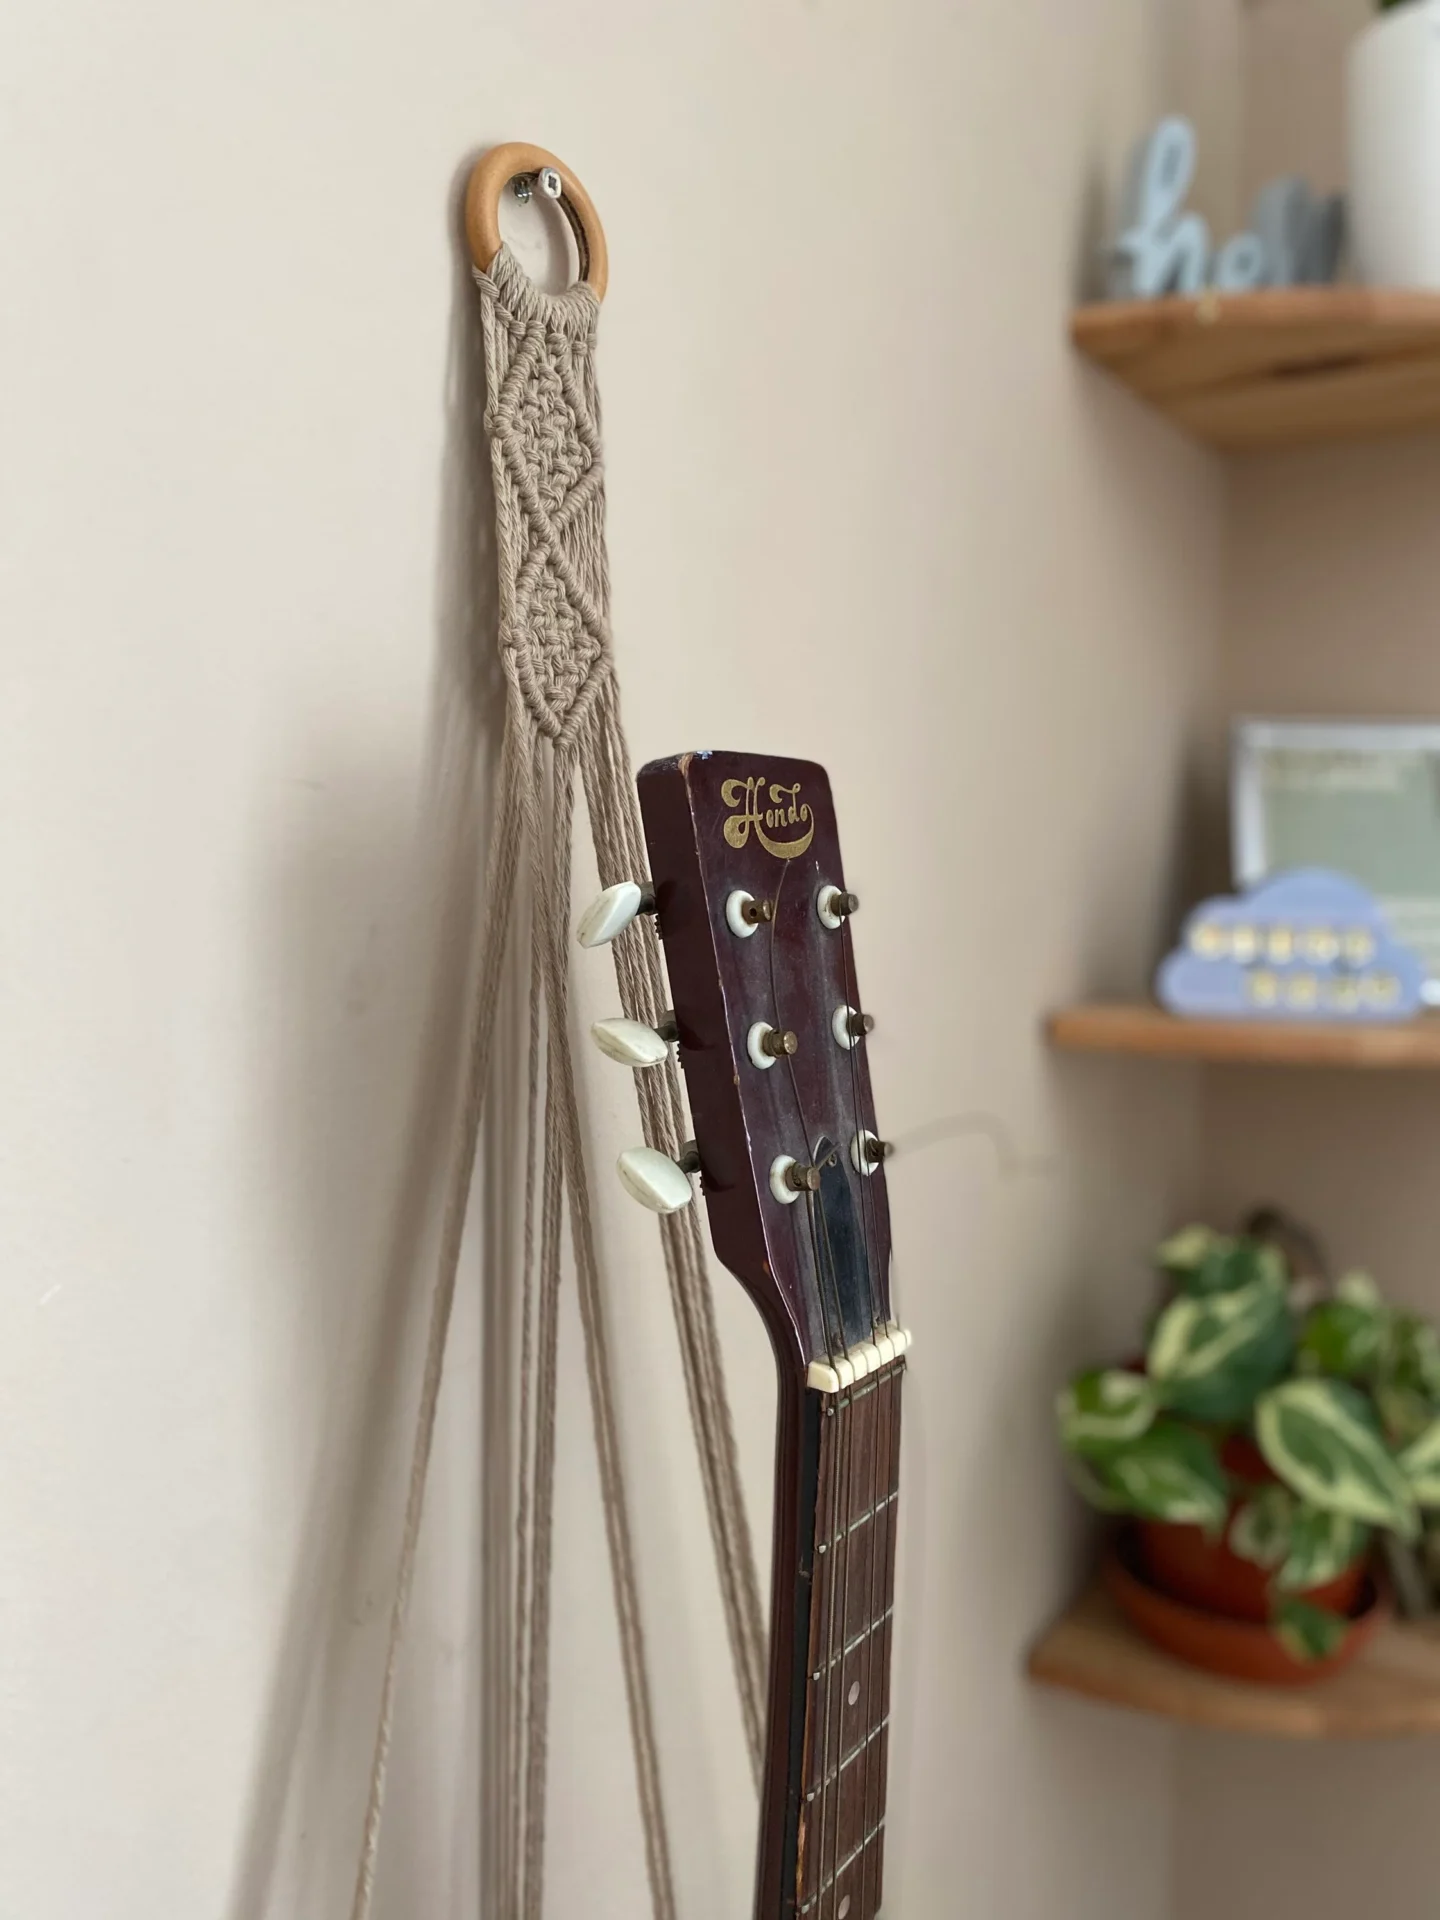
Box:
<box><xmin>617</xmin><ymin>1146</ymin><xmax>697</xmax><ymax>1214</ymax></box>
<box><xmin>591</xmin><ymin>1017</ymin><xmax>672</xmax><ymax>1068</ymax></box>
<box><xmin>577</xmin><ymin>881</ymin><xmax>655</xmax><ymax>949</ymax></box>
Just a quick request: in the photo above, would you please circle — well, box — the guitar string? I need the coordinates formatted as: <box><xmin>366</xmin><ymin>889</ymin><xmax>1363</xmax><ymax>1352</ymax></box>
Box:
<box><xmin>866</xmin><ymin>1364</ymin><xmax>902</xmax><ymax>1914</ymax></box>
<box><xmin>809</xmin><ymin>874</ymin><xmax>886</xmax><ymax>1918</ymax></box>
<box><xmin>861</xmin><ymin>1363</ymin><xmax>899</xmax><ymax>1918</ymax></box>
<box><xmin>765</xmin><ymin>851</ymin><xmax>897</xmax><ymax>1915</ymax></box>
<box><xmin>760</xmin><ymin>853</ymin><xmax>864</xmax><ymax>1912</ymax></box>
<box><xmin>809</xmin><ymin>869</ymin><xmax>888</xmax><ymax>1916</ymax></box>
<box><xmin>834</xmin><ymin>908</ymin><xmax>891</xmax><ymax>1911</ymax></box>
<box><xmin>765</xmin><ymin>855</ymin><xmax>846</xmax><ymax>1368</ymax></box>
<box><xmin>837</xmin><ymin>915</ymin><xmax>888</xmax><ymax>1337</ymax></box>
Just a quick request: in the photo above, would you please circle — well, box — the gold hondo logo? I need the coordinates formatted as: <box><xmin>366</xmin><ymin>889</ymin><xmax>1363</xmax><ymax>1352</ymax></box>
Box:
<box><xmin>721</xmin><ymin>776</ymin><xmax>815</xmax><ymax>860</ymax></box>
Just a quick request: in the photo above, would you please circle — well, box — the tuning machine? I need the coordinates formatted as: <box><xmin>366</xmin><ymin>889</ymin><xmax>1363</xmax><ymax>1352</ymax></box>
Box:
<box><xmin>617</xmin><ymin>1142</ymin><xmax>700</xmax><ymax>1214</ymax></box>
<box><xmin>577</xmin><ymin>880</ymin><xmax>656</xmax><ymax>948</ymax></box>
<box><xmin>591</xmin><ymin>1012</ymin><xmax>679</xmax><ymax>1067</ymax></box>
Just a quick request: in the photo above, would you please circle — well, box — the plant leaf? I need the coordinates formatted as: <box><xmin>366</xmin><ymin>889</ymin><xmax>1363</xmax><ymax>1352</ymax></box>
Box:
<box><xmin>1276</xmin><ymin>1505</ymin><xmax>1368</xmax><ymax>1593</ymax></box>
<box><xmin>1336</xmin><ymin>1270</ymin><xmax>1381</xmax><ymax>1308</ymax></box>
<box><xmin>1273</xmin><ymin>1597</ymin><xmax>1350</xmax><ymax>1664</ymax></box>
<box><xmin>1299</xmin><ymin>1299</ymin><xmax>1389</xmax><ymax>1381</ymax></box>
<box><xmin>1390</xmin><ymin>1315</ymin><xmax>1440</xmax><ymax>1400</ymax></box>
<box><xmin>1378</xmin><ymin>1384</ymin><xmax>1435</xmax><ymax>1449</ymax></box>
<box><xmin>1056</xmin><ymin>1369</ymin><xmax>1160</xmax><ymax>1456</ymax></box>
<box><xmin>1255</xmin><ymin>1378</ymin><xmax>1419</xmax><ymax>1540</ymax></box>
<box><xmin>1156</xmin><ymin>1224</ymin><xmax>1223</xmax><ymax>1277</ymax></box>
<box><xmin>1103</xmin><ymin>1421</ymin><xmax>1230</xmax><ymax>1534</ymax></box>
<box><xmin>1168</xmin><ymin>1233</ymin><xmax>1286</xmax><ymax>1299</ymax></box>
<box><xmin>1399</xmin><ymin>1418</ymin><xmax>1440</xmax><ymax>1506</ymax></box>
<box><xmin>1230</xmin><ymin>1485</ymin><xmax>1294</xmax><ymax>1571</ymax></box>
<box><xmin>1063</xmin><ymin>1453</ymin><xmax>1130</xmax><ymax>1515</ymax></box>
<box><xmin>1147</xmin><ymin>1271</ymin><xmax>1293</xmax><ymax>1421</ymax></box>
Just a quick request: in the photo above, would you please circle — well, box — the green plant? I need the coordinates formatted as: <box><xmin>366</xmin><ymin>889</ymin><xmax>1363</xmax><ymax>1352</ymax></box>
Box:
<box><xmin>1056</xmin><ymin>1228</ymin><xmax>1440</xmax><ymax>1660</ymax></box>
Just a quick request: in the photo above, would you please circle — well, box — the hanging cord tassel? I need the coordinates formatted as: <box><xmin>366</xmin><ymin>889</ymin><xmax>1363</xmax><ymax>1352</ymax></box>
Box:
<box><xmin>351</xmin><ymin>172</ymin><xmax>765</xmax><ymax>1917</ymax></box>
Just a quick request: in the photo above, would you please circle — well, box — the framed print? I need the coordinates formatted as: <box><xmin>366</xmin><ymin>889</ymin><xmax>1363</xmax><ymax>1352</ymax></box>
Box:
<box><xmin>1233</xmin><ymin>717</ymin><xmax>1440</xmax><ymax>1005</ymax></box>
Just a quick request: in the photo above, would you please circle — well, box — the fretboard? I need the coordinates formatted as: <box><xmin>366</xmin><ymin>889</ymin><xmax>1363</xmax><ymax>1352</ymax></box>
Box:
<box><xmin>786</xmin><ymin>1357</ymin><xmax>903</xmax><ymax>1920</ymax></box>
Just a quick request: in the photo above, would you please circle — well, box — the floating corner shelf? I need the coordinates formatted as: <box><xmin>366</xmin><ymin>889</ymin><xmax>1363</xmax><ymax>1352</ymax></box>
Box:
<box><xmin>1072</xmin><ymin>287</ymin><xmax>1440</xmax><ymax>451</ymax></box>
<box><xmin>1045</xmin><ymin>1002</ymin><xmax>1440</xmax><ymax>1069</ymax></box>
<box><xmin>1028</xmin><ymin>1582</ymin><xmax>1440</xmax><ymax>1739</ymax></box>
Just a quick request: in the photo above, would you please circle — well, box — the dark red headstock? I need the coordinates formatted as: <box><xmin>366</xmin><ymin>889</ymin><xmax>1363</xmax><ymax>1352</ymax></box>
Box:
<box><xmin>637</xmin><ymin>751</ymin><xmax>893</xmax><ymax>1379</ymax></box>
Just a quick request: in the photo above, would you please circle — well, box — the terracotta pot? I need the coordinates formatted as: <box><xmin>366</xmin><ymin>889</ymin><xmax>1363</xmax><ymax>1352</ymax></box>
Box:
<box><xmin>1137</xmin><ymin>1435</ymin><xmax>1367</xmax><ymax>1624</ymax></box>
<box><xmin>1106</xmin><ymin>1532</ymin><xmax>1386</xmax><ymax>1687</ymax></box>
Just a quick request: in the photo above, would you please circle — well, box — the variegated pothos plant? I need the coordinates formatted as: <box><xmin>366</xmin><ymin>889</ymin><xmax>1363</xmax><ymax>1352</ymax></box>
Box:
<box><xmin>1057</xmin><ymin>1227</ymin><xmax>1440</xmax><ymax>1661</ymax></box>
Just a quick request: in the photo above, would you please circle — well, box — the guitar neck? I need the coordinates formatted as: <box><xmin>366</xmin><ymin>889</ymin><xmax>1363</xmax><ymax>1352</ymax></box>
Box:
<box><xmin>628</xmin><ymin>749</ymin><xmax>906</xmax><ymax>1920</ymax></box>
<box><xmin>760</xmin><ymin>1357</ymin><xmax>904</xmax><ymax>1920</ymax></box>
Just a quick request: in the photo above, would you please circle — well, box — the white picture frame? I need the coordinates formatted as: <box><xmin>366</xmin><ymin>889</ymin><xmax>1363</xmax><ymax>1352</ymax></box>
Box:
<box><xmin>1233</xmin><ymin>717</ymin><xmax>1440</xmax><ymax>1007</ymax></box>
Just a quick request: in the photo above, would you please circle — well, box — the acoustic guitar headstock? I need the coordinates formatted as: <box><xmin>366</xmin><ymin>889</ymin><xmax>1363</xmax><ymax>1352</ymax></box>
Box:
<box><xmin>579</xmin><ymin>751</ymin><xmax>899</xmax><ymax>1387</ymax></box>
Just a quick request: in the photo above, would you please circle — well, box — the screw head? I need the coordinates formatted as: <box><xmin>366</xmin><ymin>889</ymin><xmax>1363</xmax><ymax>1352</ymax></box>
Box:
<box><xmin>537</xmin><ymin>165</ymin><xmax>563</xmax><ymax>200</ymax></box>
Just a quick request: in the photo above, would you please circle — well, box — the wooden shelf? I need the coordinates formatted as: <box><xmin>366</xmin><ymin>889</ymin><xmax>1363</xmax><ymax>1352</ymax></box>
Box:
<box><xmin>1029</xmin><ymin>1583</ymin><xmax>1440</xmax><ymax>1738</ymax></box>
<box><xmin>1073</xmin><ymin>288</ymin><xmax>1440</xmax><ymax>451</ymax></box>
<box><xmin>1046</xmin><ymin>1003</ymin><xmax>1440</xmax><ymax>1069</ymax></box>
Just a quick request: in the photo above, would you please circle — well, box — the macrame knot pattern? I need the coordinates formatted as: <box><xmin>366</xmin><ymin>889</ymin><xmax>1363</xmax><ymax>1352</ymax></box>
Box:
<box><xmin>352</xmin><ymin>240</ymin><xmax>766</xmax><ymax>1920</ymax></box>
<box><xmin>479</xmin><ymin>257</ymin><xmax>613</xmax><ymax>747</ymax></box>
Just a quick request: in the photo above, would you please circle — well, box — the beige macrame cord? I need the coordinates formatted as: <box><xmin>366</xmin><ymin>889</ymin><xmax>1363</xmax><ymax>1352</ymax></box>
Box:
<box><xmin>350</xmin><ymin>245</ymin><xmax>766</xmax><ymax>1920</ymax></box>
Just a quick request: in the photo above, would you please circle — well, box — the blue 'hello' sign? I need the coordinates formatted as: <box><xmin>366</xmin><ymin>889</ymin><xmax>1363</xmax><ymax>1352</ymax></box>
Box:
<box><xmin>1109</xmin><ymin>117</ymin><xmax>1344</xmax><ymax>301</ymax></box>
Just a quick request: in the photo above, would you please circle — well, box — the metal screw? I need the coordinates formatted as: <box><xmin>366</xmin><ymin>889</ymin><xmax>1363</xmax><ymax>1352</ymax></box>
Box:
<box><xmin>537</xmin><ymin>165</ymin><xmax>563</xmax><ymax>200</ymax></box>
<box><xmin>512</xmin><ymin>174</ymin><xmax>534</xmax><ymax>205</ymax></box>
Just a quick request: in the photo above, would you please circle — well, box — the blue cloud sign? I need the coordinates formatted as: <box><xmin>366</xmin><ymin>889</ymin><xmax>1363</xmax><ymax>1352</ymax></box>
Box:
<box><xmin>1156</xmin><ymin>869</ymin><xmax>1425</xmax><ymax>1023</ymax></box>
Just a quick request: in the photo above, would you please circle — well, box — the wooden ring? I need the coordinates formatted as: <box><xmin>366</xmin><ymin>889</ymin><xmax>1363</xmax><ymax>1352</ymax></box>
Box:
<box><xmin>465</xmin><ymin>143</ymin><xmax>608</xmax><ymax>302</ymax></box>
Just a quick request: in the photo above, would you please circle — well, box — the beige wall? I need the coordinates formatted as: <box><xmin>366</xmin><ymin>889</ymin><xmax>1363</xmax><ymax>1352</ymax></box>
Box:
<box><xmin>1176</xmin><ymin>450</ymin><xmax>1440</xmax><ymax>1916</ymax></box>
<box><xmin>1</xmin><ymin>3</ymin><xmax>1227</xmax><ymax>1916</ymax></box>
<box><xmin>1175</xmin><ymin>6</ymin><xmax>1440</xmax><ymax>1917</ymax></box>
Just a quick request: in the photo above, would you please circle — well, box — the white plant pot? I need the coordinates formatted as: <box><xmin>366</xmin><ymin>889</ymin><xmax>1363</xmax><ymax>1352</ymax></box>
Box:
<box><xmin>1349</xmin><ymin>0</ymin><xmax>1440</xmax><ymax>287</ymax></box>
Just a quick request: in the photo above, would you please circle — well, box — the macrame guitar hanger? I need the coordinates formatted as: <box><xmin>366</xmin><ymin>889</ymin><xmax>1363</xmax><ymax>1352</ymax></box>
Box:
<box><xmin>350</xmin><ymin>144</ymin><xmax>765</xmax><ymax>1920</ymax></box>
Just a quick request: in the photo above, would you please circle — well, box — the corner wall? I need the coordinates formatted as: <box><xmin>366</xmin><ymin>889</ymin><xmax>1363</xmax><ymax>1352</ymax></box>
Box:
<box><xmin>0</xmin><ymin>3</ymin><xmax>1227</xmax><ymax>1916</ymax></box>
<box><xmin>1176</xmin><ymin>5</ymin><xmax>1440</xmax><ymax>1916</ymax></box>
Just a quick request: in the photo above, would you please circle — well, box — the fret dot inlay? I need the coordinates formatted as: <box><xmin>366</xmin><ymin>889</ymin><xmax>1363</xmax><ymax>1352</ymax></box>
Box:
<box><xmin>847</xmin><ymin>1681</ymin><xmax>860</xmax><ymax>1706</ymax></box>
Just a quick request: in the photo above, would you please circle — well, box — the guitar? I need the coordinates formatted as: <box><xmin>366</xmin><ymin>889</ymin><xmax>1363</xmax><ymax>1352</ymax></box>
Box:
<box><xmin>580</xmin><ymin>751</ymin><xmax>908</xmax><ymax>1920</ymax></box>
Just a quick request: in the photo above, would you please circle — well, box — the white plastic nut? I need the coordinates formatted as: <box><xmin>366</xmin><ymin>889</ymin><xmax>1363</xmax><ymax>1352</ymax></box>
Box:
<box><xmin>851</xmin><ymin>1129</ymin><xmax>881</xmax><ymax>1176</ymax></box>
<box><xmin>726</xmin><ymin>890</ymin><xmax>760</xmax><ymax>939</ymax></box>
<box><xmin>770</xmin><ymin>1155</ymin><xmax>802</xmax><ymax>1205</ymax></box>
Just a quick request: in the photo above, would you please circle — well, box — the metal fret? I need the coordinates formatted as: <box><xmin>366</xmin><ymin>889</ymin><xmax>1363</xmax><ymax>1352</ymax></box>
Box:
<box><xmin>795</xmin><ymin>1817</ymin><xmax>888</xmax><ymax>1913</ymax></box>
<box><xmin>809</xmin><ymin>1605</ymin><xmax>894</xmax><ymax>1681</ymax></box>
<box><xmin>804</xmin><ymin>1716</ymin><xmax>890</xmax><ymax>1799</ymax></box>
<box><xmin>830</xmin><ymin>1487</ymin><xmax>898</xmax><ymax>1547</ymax></box>
<box><xmin>793</xmin><ymin>1355</ymin><xmax>902</xmax><ymax>1920</ymax></box>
